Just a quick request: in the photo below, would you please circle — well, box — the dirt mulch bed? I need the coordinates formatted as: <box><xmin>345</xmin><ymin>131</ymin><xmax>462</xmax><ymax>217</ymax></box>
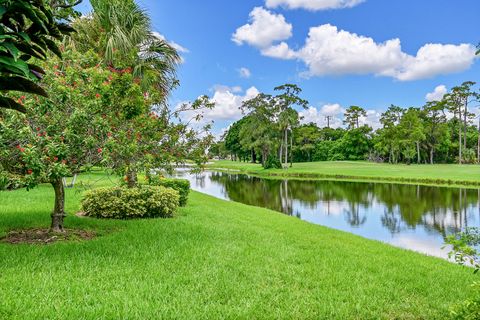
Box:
<box><xmin>1</xmin><ymin>228</ymin><xmax>96</xmax><ymax>245</ymax></box>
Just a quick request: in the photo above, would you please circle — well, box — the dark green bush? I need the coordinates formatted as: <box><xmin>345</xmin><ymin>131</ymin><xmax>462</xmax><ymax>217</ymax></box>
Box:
<box><xmin>264</xmin><ymin>155</ymin><xmax>282</xmax><ymax>169</ymax></box>
<box><xmin>82</xmin><ymin>186</ymin><xmax>179</xmax><ymax>219</ymax></box>
<box><xmin>148</xmin><ymin>176</ymin><xmax>190</xmax><ymax>206</ymax></box>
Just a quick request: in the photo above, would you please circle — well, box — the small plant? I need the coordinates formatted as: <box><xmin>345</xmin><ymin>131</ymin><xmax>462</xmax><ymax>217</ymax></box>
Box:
<box><xmin>82</xmin><ymin>186</ymin><xmax>179</xmax><ymax>219</ymax></box>
<box><xmin>445</xmin><ymin>228</ymin><xmax>480</xmax><ymax>319</ymax></box>
<box><xmin>445</xmin><ymin>227</ymin><xmax>480</xmax><ymax>273</ymax></box>
<box><xmin>148</xmin><ymin>176</ymin><xmax>190</xmax><ymax>206</ymax></box>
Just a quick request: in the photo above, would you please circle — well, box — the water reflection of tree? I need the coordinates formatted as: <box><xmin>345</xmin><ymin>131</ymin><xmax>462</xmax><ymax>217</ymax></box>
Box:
<box><xmin>208</xmin><ymin>172</ymin><xmax>480</xmax><ymax>237</ymax></box>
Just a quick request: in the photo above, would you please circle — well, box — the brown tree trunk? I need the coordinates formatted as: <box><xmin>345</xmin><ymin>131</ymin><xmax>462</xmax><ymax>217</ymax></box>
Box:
<box><xmin>126</xmin><ymin>168</ymin><xmax>137</xmax><ymax>188</ymax></box>
<box><xmin>51</xmin><ymin>178</ymin><xmax>66</xmax><ymax>233</ymax></box>
<box><xmin>430</xmin><ymin>148</ymin><xmax>434</xmax><ymax>165</ymax></box>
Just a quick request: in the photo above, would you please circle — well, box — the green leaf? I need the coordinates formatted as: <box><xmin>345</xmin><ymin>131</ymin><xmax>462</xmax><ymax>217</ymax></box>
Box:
<box><xmin>0</xmin><ymin>96</ymin><xmax>27</xmax><ymax>113</ymax></box>
<box><xmin>0</xmin><ymin>56</ymin><xmax>32</xmax><ymax>78</ymax></box>
<box><xmin>43</xmin><ymin>38</ymin><xmax>61</xmax><ymax>58</ymax></box>
<box><xmin>0</xmin><ymin>76</ymin><xmax>48</xmax><ymax>97</ymax></box>
<box><xmin>2</xmin><ymin>42</ymin><xmax>21</xmax><ymax>60</ymax></box>
<box><xmin>0</xmin><ymin>5</ymin><xmax>6</xmax><ymax>19</ymax></box>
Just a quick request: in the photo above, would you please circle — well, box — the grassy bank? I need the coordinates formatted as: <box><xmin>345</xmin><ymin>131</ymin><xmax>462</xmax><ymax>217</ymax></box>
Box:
<box><xmin>0</xmin><ymin>172</ymin><xmax>476</xmax><ymax>319</ymax></box>
<box><xmin>208</xmin><ymin>160</ymin><xmax>480</xmax><ymax>188</ymax></box>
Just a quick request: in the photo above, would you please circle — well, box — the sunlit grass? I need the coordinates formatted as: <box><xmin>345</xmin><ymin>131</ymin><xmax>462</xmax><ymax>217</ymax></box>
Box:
<box><xmin>0</xmin><ymin>171</ymin><xmax>476</xmax><ymax>319</ymax></box>
<box><xmin>208</xmin><ymin>160</ymin><xmax>480</xmax><ymax>187</ymax></box>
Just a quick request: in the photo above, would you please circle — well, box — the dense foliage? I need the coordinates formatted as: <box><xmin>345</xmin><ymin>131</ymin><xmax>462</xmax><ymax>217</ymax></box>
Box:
<box><xmin>0</xmin><ymin>0</ymin><xmax>75</xmax><ymax>112</ymax></box>
<box><xmin>148</xmin><ymin>176</ymin><xmax>190</xmax><ymax>207</ymax></box>
<box><xmin>0</xmin><ymin>0</ymin><xmax>214</xmax><ymax>232</ymax></box>
<box><xmin>216</xmin><ymin>82</ymin><xmax>480</xmax><ymax>166</ymax></box>
<box><xmin>82</xmin><ymin>185</ymin><xmax>179</xmax><ymax>219</ymax></box>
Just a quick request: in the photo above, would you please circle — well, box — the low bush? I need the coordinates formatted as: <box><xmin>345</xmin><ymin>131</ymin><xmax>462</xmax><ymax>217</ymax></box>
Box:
<box><xmin>0</xmin><ymin>172</ymin><xmax>26</xmax><ymax>190</ymax></box>
<box><xmin>82</xmin><ymin>186</ymin><xmax>179</xmax><ymax>219</ymax></box>
<box><xmin>264</xmin><ymin>155</ymin><xmax>282</xmax><ymax>169</ymax></box>
<box><xmin>148</xmin><ymin>176</ymin><xmax>190</xmax><ymax>206</ymax></box>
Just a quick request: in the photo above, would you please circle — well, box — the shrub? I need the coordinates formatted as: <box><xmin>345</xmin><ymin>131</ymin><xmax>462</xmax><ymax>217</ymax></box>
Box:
<box><xmin>82</xmin><ymin>186</ymin><xmax>179</xmax><ymax>219</ymax></box>
<box><xmin>148</xmin><ymin>176</ymin><xmax>190</xmax><ymax>206</ymax></box>
<box><xmin>0</xmin><ymin>172</ymin><xmax>26</xmax><ymax>190</ymax></box>
<box><xmin>264</xmin><ymin>155</ymin><xmax>282</xmax><ymax>169</ymax></box>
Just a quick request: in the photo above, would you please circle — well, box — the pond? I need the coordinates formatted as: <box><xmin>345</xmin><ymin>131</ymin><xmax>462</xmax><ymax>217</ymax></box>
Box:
<box><xmin>174</xmin><ymin>169</ymin><xmax>480</xmax><ymax>258</ymax></box>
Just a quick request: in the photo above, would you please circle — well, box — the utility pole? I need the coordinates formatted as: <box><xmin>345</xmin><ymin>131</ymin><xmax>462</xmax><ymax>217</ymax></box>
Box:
<box><xmin>325</xmin><ymin>116</ymin><xmax>332</xmax><ymax>128</ymax></box>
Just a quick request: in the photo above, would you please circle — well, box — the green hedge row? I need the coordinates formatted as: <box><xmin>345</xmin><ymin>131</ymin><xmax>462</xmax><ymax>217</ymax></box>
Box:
<box><xmin>148</xmin><ymin>176</ymin><xmax>190</xmax><ymax>206</ymax></box>
<box><xmin>82</xmin><ymin>186</ymin><xmax>179</xmax><ymax>219</ymax></box>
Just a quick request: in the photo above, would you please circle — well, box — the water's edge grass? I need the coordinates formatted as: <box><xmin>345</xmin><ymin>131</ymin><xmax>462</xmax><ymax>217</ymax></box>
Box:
<box><xmin>208</xmin><ymin>161</ymin><xmax>480</xmax><ymax>189</ymax></box>
<box><xmin>0</xmin><ymin>171</ymin><xmax>477</xmax><ymax>319</ymax></box>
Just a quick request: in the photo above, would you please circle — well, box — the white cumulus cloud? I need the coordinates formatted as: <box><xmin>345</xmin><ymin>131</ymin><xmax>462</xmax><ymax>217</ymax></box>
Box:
<box><xmin>189</xmin><ymin>86</ymin><xmax>260</xmax><ymax>123</ymax></box>
<box><xmin>300</xmin><ymin>103</ymin><xmax>344</xmax><ymax>128</ymax></box>
<box><xmin>266</xmin><ymin>0</ymin><xmax>365</xmax><ymax>11</ymax></box>
<box><xmin>426</xmin><ymin>85</ymin><xmax>448</xmax><ymax>102</ymax></box>
<box><xmin>261</xmin><ymin>42</ymin><xmax>297</xmax><ymax>59</ymax></box>
<box><xmin>237</xmin><ymin>21</ymin><xmax>478</xmax><ymax>81</ymax></box>
<box><xmin>232</xmin><ymin>7</ymin><xmax>292</xmax><ymax>48</ymax></box>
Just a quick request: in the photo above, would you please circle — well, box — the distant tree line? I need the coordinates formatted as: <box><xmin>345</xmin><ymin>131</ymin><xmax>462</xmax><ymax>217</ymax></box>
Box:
<box><xmin>210</xmin><ymin>81</ymin><xmax>480</xmax><ymax>166</ymax></box>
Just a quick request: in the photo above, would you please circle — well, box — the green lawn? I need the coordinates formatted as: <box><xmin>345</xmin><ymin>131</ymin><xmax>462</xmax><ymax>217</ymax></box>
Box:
<box><xmin>209</xmin><ymin>160</ymin><xmax>480</xmax><ymax>187</ymax></box>
<box><xmin>0</xmin><ymin>171</ymin><xmax>477</xmax><ymax>319</ymax></box>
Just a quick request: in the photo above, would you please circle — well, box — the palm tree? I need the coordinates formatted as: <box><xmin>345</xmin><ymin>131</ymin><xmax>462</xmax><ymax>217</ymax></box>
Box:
<box><xmin>71</xmin><ymin>0</ymin><xmax>180</xmax><ymax>104</ymax></box>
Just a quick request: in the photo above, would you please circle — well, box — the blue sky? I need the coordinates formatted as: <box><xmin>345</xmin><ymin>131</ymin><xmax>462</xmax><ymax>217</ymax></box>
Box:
<box><xmin>78</xmin><ymin>0</ymin><xmax>480</xmax><ymax>135</ymax></box>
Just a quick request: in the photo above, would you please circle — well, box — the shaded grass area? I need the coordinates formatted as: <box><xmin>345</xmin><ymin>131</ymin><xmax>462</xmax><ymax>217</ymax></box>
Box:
<box><xmin>0</xmin><ymin>172</ymin><xmax>476</xmax><ymax>319</ymax></box>
<box><xmin>208</xmin><ymin>160</ymin><xmax>480</xmax><ymax>188</ymax></box>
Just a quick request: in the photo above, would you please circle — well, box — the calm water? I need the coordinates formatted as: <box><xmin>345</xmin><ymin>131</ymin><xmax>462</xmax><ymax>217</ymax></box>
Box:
<box><xmin>175</xmin><ymin>169</ymin><xmax>480</xmax><ymax>258</ymax></box>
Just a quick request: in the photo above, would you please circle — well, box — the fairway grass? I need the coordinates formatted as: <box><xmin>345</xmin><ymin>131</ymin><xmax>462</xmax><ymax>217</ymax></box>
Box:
<box><xmin>0</xmin><ymin>172</ymin><xmax>477</xmax><ymax>319</ymax></box>
<box><xmin>208</xmin><ymin>160</ymin><xmax>480</xmax><ymax>188</ymax></box>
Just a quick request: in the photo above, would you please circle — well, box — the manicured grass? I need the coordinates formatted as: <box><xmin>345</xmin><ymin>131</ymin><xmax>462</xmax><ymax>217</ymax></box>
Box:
<box><xmin>209</xmin><ymin>160</ymin><xmax>480</xmax><ymax>188</ymax></box>
<box><xmin>0</xmin><ymin>171</ymin><xmax>477</xmax><ymax>319</ymax></box>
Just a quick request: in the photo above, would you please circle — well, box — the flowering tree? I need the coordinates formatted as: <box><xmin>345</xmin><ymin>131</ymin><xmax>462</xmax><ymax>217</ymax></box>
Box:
<box><xmin>0</xmin><ymin>49</ymin><xmax>111</xmax><ymax>232</ymax></box>
<box><xmin>102</xmin><ymin>90</ymin><xmax>215</xmax><ymax>187</ymax></box>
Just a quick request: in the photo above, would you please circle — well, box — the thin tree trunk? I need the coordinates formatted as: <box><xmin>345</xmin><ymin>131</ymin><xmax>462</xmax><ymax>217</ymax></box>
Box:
<box><xmin>417</xmin><ymin>142</ymin><xmax>421</xmax><ymax>164</ymax></box>
<box><xmin>126</xmin><ymin>167</ymin><xmax>137</xmax><ymax>188</ymax></box>
<box><xmin>464</xmin><ymin>99</ymin><xmax>468</xmax><ymax>150</ymax></box>
<box><xmin>430</xmin><ymin>148</ymin><xmax>434</xmax><ymax>165</ymax></box>
<box><xmin>50</xmin><ymin>178</ymin><xmax>66</xmax><ymax>233</ymax></box>
<box><xmin>477</xmin><ymin>117</ymin><xmax>480</xmax><ymax>164</ymax></box>
<box><xmin>458</xmin><ymin>107</ymin><xmax>462</xmax><ymax>164</ymax></box>
<box><xmin>290</xmin><ymin>130</ymin><xmax>293</xmax><ymax>168</ymax></box>
<box><xmin>284</xmin><ymin>128</ymin><xmax>288</xmax><ymax>168</ymax></box>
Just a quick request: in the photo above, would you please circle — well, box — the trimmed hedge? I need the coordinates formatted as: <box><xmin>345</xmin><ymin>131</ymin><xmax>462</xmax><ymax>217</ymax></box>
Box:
<box><xmin>82</xmin><ymin>186</ymin><xmax>179</xmax><ymax>219</ymax></box>
<box><xmin>148</xmin><ymin>176</ymin><xmax>190</xmax><ymax>206</ymax></box>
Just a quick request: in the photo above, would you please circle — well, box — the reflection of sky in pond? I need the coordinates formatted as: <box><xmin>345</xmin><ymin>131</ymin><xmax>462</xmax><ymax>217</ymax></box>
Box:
<box><xmin>174</xmin><ymin>169</ymin><xmax>480</xmax><ymax>259</ymax></box>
